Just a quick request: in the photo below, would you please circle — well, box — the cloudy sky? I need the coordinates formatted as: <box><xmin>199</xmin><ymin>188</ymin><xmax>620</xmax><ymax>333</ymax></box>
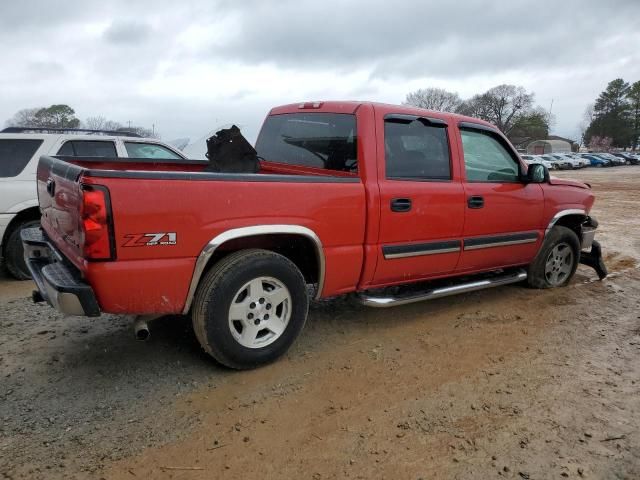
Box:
<box><xmin>2</xmin><ymin>0</ymin><xmax>639</xmax><ymax>149</ymax></box>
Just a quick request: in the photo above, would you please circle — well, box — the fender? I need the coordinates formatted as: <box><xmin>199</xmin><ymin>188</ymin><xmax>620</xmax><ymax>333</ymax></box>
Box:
<box><xmin>181</xmin><ymin>225</ymin><xmax>325</xmax><ymax>314</ymax></box>
<box><xmin>6</xmin><ymin>198</ymin><xmax>40</xmax><ymax>213</ymax></box>
<box><xmin>544</xmin><ymin>208</ymin><xmax>587</xmax><ymax>236</ymax></box>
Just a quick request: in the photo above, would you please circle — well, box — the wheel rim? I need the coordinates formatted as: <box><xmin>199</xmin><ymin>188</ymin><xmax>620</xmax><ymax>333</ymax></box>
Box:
<box><xmin>544</xmin><ymin>243</ymin><xmax>574</xmax><ymax>286</ymax></box>
<box><xmin>228</xmin><ymin>276</ymin><xmax>292</xmax><ymax>349</ymax></box>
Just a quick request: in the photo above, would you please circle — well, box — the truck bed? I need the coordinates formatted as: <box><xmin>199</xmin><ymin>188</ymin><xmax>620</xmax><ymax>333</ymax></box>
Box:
<box><xmin>65</xmin><ymin>156</ymin><xmax>359</xmax><ymax>179</ymax></box>
<box><xmin>36</xmin><ymin>155</ymin><xmax>366</xmax><ymax>314</ymax></box>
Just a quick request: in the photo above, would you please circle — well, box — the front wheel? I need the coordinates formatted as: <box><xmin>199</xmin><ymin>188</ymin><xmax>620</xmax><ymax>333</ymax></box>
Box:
<box><xmin>192</xmin><ymin>249</ymin><xmax>309</xmax><ymax>369</ymax></box>
<box><xmin>527</xmin><ymin>226</ymin><xmax>580</xmax><ymax>289</ymax></box>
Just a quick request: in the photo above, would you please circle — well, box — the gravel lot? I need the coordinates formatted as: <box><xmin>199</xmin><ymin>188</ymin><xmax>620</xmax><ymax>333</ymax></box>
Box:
<box><xmin>1</xmin><ymin>166</ymin><xmax>639</xmax><ymax>479</ymax></box>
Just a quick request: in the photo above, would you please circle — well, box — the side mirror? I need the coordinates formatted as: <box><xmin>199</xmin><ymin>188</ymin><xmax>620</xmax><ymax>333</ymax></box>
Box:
<box><xmin>525</xmin><ymin>163</ymin><xmax>549</xmax><ymax>183</ymax></box>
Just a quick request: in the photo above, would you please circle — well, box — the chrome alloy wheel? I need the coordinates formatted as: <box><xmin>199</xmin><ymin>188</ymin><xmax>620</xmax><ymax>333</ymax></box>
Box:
<box><xmin>544</xmin><ymin>243</ymin><xmax>574</xmax><ymax>286</ymax></box>
<box><xmin>228</xmin><ymin>276</ymin><xmax>292</xmax><ymax>349</ymax></box>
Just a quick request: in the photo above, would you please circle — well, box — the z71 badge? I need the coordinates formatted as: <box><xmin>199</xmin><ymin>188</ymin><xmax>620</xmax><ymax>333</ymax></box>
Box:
<box><xmin>122</xmin><ymin>232</ymin><xmax>177</xmax><ymax>247</ymax></box>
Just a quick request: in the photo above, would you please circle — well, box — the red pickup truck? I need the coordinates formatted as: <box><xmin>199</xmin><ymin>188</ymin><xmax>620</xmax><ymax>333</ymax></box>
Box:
<box><xmin>23</xmin><ymin>101</ymin><xmax>606</xmax><ymax>369</ymax></box>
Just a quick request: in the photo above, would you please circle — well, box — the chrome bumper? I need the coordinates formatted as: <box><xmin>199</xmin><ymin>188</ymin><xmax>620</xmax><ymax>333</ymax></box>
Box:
<box><xmin>580</xmin><ymin>216</ymin><xmax>598</xmax><ymax>251</ymax></box>
<box><xmin>581</xmin><ymin>226</ymin><xmax>596</xmax><ymax>251</ymax></box>
<box><xmin>21</xmin><ymin>227</ymin><xmax>101</xmax><ymax>317</ymax></box>
<box><xmin>578</xmin><ymin>217</ymin><xmax>607</xmax><ymax>280</ymax></box>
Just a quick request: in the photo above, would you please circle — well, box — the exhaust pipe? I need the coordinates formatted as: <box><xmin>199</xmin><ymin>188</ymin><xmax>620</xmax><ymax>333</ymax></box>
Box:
<box><xmin>134</xmin><ymin>318</ymin><xmax>151</xmax><ymax>341</ymax></box>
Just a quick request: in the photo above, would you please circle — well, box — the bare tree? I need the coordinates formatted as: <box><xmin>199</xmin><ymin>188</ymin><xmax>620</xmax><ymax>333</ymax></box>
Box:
<box><xmin>482</xmin><ymin>85</ymin><xmax>534</xmax><ymax>135</ymax></box>
<box><xmin>456</xmin><ymin>85</ymin><xmax>535</xmax><ymax>135</ymax></box>
<box><xmin>116</xmin><ymin>126</ymin><xmax>159</xmax><ymax>138</ymax></box>
<box><xmin>404</xmin><ymin>88</ymin><xmax>462</xmax><ymax>112</ymax></box>
<box><xmin>578</xmin><ymin>103</ymin><xmax>595</xmax><ymax>146</ymax></box>
<box><xmin>84</xmin><ymin>116</ymin><xmax>123</xmax><ymax>131</ymax></box>
<box><xmin>4</xmin><ymin>107</ymin><xmax>41</xmax><ymax>127</ymax></box>
<box><xmin>457</xmin><ymin>93</ymin><xmax>494</xmax><ymax>120</ymax></box>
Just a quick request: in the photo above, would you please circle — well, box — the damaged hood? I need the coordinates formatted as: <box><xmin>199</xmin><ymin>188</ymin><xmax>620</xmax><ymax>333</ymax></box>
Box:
<box><xmin>548</xmin><ymin>176</ymin><xmax>590</xmax><ymax>189</ymax></box>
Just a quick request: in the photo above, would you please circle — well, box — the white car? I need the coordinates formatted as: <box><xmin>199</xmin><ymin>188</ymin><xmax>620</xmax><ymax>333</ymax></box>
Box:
<box><xmin>564</xmin><ymin>153</ymin><xmax>590</xmax><ymax>168</ymax></box>
<box><xmin>540</xmin><ymin>154</ymin><xmax>567</xmax><ymax>169</ymax></box>
<box><xmin>549</xmin><ymin>153</ymin><xmax>584</xmax><ymax>169</ymax></box>
<box><xmin>521</xmin><ymin>154</ymin><xmax>557</xmax><ymax>170</ymax></box>
<box><xmin>0</xmin><ymin>127</ymin><xmax>187</xmax><ymax>279</ymax></box>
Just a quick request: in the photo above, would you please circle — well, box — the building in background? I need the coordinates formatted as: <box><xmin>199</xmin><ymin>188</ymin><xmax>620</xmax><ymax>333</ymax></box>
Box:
<box><xmin>526</xmin><ymin>139</ymin><xmax>573</xmax><ymax>154</ymax></box>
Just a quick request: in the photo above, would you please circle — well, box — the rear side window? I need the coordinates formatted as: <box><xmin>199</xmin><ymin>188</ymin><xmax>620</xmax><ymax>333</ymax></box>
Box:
<box><xmin>124</xmin><ymin>142</ymin><xmax>182</xmax><ymax>159</ymax></box>
<box><xmin>57</xmin><ymin>140</ymin><xmax>117</xmax><ymax>157</ymax></box>
<box><xmin>384</xmin><ymin>118</ymin><xmax>450</xmax><ymax>180</ymax></box>
<box><xmin>0</xmin><ymin>139</ymin><xmax>43</xmax><ymax>177</ymax></box>
<box><xmin>255</xmin><ymin>113</ymin><xmax>357</xmax><ymax>172</ymax></box>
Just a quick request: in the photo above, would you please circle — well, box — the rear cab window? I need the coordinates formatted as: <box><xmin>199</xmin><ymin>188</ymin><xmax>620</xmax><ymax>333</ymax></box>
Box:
<box><xmin>0</xmin><ymin>139</ymin><xmax>43</xmax><ymax>177</ymax></box>
<box><xmin>255</xmin><ymin>113</ymin><xmax>357</xmax><ymax>173</ymax></box>
<box><xmin>57</xmin><ymin>140</ymin><xmax>117</xmax><ymax>157</ymax></box>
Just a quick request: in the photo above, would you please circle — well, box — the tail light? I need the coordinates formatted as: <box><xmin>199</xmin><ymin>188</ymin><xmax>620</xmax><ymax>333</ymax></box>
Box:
<box><xmin>80</xmin><ymin>185</ymin><xmax>115</xmax><ymax>260</ymax></box>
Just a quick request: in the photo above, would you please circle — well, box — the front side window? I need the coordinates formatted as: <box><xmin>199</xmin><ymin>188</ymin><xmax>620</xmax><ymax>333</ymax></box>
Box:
<box><xmin>384</xmin><ymin>118</ymin><xmax>451</xmax><ymax>180</ymax></box>
<box><xmin>124</xmin><ymin>142</ymin><xmax>182</xmax><ymax>159</ymax></box>
<box><xmin>460</xmin><ymin>129</ymin><xmax>520</xmax><ymax>182</ymax></box>
<box><xmin>255</xmin><ymin>113</ymin><xmax>357</xmax><ymax>172</ymax></box>
<box><xmin>0</xmin><ymin>139</ymin><xmax>43</xmax><ymax>177</ymax></box>
<box><xmin>57</xmin><ymin>140</ymin><xmax>117</xmax><ymax>157</ymax></box>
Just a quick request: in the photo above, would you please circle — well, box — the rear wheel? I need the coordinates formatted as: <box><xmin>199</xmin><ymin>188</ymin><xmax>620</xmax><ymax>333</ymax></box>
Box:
<box><xmin>192</xmin><ymin>249</ymin><xmax>309</xmax><ymax>369</ymax></box>
<box><xmin>527</xmin><ymin>226</ymin><xmax>580</xmax><ymax>289</ymax></box>
<box><xmin>4</xmin><ymin>219</ymin><xmax>40</xmax><ymax>280</ymax></box>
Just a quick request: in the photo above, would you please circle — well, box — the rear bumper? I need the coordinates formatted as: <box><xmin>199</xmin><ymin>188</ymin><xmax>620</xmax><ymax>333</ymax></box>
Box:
<box><xmin>21</xmin><ymin>227</ymin><xmax>100</xmax><ymax>317</ymax></box>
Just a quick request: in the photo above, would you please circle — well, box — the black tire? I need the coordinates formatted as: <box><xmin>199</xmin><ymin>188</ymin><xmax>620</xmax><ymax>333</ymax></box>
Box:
<box><xmin>3</xmin><ymin>219</ymin><xmax>40</xmax><ymax>280</ymax></box>
<box><xmin>192</xmin><ymin>249</ymin><xmax>309</xmax><ymax>369</ymax></box>
<box><xmin>527</xmin><ymin>226</ymin><xmax>580</xmax><ymax>289</ymax></box>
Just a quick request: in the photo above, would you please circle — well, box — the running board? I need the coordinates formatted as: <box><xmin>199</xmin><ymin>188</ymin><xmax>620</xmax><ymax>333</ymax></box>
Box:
<box><xmin>358</xmin><ymin>269</ymin><xmax>527</xmax><ymax>308</ymax></box>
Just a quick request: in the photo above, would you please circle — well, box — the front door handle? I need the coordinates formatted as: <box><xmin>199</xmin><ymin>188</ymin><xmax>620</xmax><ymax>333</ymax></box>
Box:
<box><xmin>467</xmin><ymin>196</ymin><xmax>484</xmax><ymax>209</ymax></box>
<box><xmin>390</xmin><ymin>198</ymin><xmax>412</xmax><ymax>212</ymax></box>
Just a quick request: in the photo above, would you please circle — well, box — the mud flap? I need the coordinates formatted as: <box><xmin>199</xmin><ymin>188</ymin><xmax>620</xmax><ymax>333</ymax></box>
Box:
<box><xmin>579</xmin><ymin>240</ymin><xmax>608</xmax><ymax>280</ymax></box>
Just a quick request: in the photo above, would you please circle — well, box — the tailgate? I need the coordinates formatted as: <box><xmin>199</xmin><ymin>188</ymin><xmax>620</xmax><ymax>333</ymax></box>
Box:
<box><xmin>37</xmin><ymin>156</ymin><xmax>86</xmax><ymax>269</ymax></box>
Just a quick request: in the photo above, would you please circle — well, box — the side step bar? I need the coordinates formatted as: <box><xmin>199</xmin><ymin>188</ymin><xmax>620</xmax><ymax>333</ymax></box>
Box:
<box><xmin>358</xmin><ymin>269</ymin><xmax>527</xmax><ymax>308</ymax></box>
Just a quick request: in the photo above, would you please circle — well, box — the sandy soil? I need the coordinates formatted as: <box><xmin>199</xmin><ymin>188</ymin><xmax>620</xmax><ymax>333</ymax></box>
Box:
<box><xmin>1</xmin><ymin>166</ymin><xmax>639</xmax><ymax>480</ymax></box>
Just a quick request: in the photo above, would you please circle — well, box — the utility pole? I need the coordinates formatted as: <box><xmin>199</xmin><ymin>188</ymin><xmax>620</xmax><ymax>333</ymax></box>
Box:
<box><xmin>152</xmin><ymin>123</ymin><xmax>155</xmax><ymax>136</ymax></box>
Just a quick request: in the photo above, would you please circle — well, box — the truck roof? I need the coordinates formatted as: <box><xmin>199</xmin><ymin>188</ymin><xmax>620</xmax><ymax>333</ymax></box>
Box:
<box><xmin>269</xmin><ymin>101</ymin><xmax>496</xmax><ymax>129</ymax></box>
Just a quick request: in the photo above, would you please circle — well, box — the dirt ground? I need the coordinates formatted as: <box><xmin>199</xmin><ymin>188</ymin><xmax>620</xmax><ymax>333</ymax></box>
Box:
<box><xmin>1</xmin><ymin>166</ymin><xmax>639</xmax><ymax>480</ymax></box>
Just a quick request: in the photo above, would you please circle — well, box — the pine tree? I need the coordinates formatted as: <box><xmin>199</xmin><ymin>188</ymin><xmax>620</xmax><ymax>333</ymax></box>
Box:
<box><xmin>585</xmin><ymin>79</ymin><xmax>632</xmax><ymax>148</ymax></box>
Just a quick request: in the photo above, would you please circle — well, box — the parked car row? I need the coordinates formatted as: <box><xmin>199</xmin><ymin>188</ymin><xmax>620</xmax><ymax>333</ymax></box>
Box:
<box><xmin>521</xmin><ymin>151</ymin><xmax>640</xmax><ymax>169</ymax></box>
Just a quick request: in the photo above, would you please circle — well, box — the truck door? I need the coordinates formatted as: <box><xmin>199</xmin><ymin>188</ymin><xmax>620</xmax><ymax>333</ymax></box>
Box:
<box><xmin>456</xmin><ymin>123</ymin><xmax>544</xmax><ymax>272</ymax></box>
<box><xmin>371</xmin><ymin>114</ymin><xmax>465</xmax><ymax>286</ymax></box>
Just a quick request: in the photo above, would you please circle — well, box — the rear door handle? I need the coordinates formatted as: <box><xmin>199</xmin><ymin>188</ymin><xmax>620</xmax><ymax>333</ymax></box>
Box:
<box><xmin>467</xmin><ymin>196</ymin><xmax>484</xmax><ymax>209</ymax></box>
<box><xmin>390</xmin><ymin>198</ymin><xmax>412</xmax><ymax>212</ymax></box>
